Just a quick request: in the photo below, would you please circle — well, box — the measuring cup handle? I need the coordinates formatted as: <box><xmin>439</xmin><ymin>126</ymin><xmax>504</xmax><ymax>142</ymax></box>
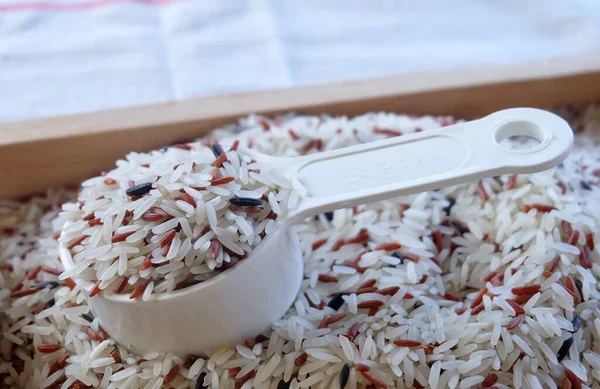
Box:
<box><xmin>286</xmin><ymin>108</ymin><xmax>573</xmax><ymax>222</ymax></box>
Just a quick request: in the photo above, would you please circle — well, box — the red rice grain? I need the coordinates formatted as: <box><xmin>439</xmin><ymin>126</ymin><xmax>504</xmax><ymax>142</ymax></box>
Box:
<box><xmin>317</xmin><ymin>274</ymin><xmax>338</xmax><ymax>283</ymax></box>
<box><xmin>443</xmin><ymin>292</ymin><xmax>461</xmax><ymax>302</ymax></box>
<box><xmin>332</xmin><ymin>240</ymin><xmax>345</xmax><ymax>251</ymax></box>
<box><xmin>318</xmin><ymin>313</ymin><xmax>347</xmax><ymax>328</ymax></box>
<box><xmin>82</xmin><ymin>213</ymin><xmax>95</xmax><ymax>221</ymax></box>
<box><xmin>49</xmin><ymin>353</ymin><xmax>70</xmax><ymax>374</ymax></box>
<box><xmin>41</xmin><ymin>266</ymin><xmax>62</xmax><ymax>276</ymax></box>
<box><xmin>235</xmin><ymin>371</ymin><xmax>256</xmax><ymax>389</ymax></box>
<box><xmin>455</xmin><ymin>307</ymin><xmax>467</xmax><ymax>315</ymax></box>
<box><xmin>164</xmin><ymin>364</ymin><xmax>180</xmax><ymax>384</ymax></box>
<box><xmin>86</xmin><ymin>328</ymin><xmax>100</xmax><ymax>341</ymax></box>
<box><xmin>89</xmin><ymin>280</ymin><xmax>101</xmax><ymax>297</ymax></box>
<box><xmin>403</xmin><ymin>253</ymin><xmax>419</xmax><ymax>263</ymax></box>
<box><xmin>358</xmin><ymin>279</ymin><xmax>377</xmax><ymax>289</ymax></box>
<box><xmin>172</xmin><ymin>144</ymin><xmax>192</xmax><ymax>150</ymax></box>
<box><xmin>64</xmin><ymin>278</ymin><xmax>76</xmax><ymax>290</ymax></box>
<box><xmin>522</xmin><ymin>204</ymin><xmax>555</xmax><ymax>213</ymax></box>
<box><xmin>513</xmin><ymin>293</ymin><xmax>536</xmax><ymax>305</ymax></box>
<box><xmin>355</xmin><ymin>364</ymin><xmax>370</xmax><ymax>372</ymax></box>
<box><xmin>373</xmin><ymin>242</ymin><xmax>401</xmax><ymax>251</ymax></box>
<box><xmin>477</xmin><ymin>182</ymin><xmax>489</xmax><ymax>201</ymax></box>
<box><xmin>98</xmin><ymin>328</ymin><xmax>108</xmax><ymax>341</ymax></box>
<box><xmin>114</xmin><ymin>277</ymin><xmax>129</xmax><ymax>293</ymax></box>
<box><xmin>561</xmin><ymin>221</ymin><xmax>573</xmax><ymax>237</ymax></box>
<box><xmin>345</xmin><ymin>229</ymin><xmax>370</xmax><ymax>245</ymax></box>
<box><xmin>376</xmin><ymin>286</ymin><xmax>400</xmax><ymax>296</ymax></box>
<box><xmin>471</xmin><ymin>287</ymin><xmax>488</xmax><ymax>308</ymax></box>
<box><xmin>568</xmin><ymin>230</ymin><xmax>580</xmax><ymax>246</ymax></box>
<box><xmin>511</xmin><ymin>284</ymin><xmax>541</xmax><ymax>295</ymax></box>
<box><xmin>361</xmin><ymin>371</ymin><xmax>387</xmax><ymax>388</ymax></box>
<box><xmin>88</xmin><ymin>218</ymin><xmax>102</xmax><ymax>226</ymax></box>
<box><xmin>111</xmin><ymin>231</ymin><xmax>135</xmax><ymax>243</ymax></box>
<box><xmin>110</xmin><ymin>350</ymin><xmax>122</xmax><ymax>364</ymax></box>
<box><xmin>506</xmin><ymin>174</ymin><xmax>517</xmax><ymax>189</ymax></box>
<box><xmin>67</xmin><ymin>235</ymin><xmax>87</xmax><ymax>249</ymax></box>
<box><xmin>294</xmin><ymin>353</ymin><xmax>308</xmax><ymax>367</ymax></box>
<box><xmin>398</xmin><ymin>204</ymin><xmax>410</xmax><ymax>217</ymax></box>
<box><xmin>37</xmin><ymin>344</ymin><xmax>61</xmax><ymax>353</ymax></box>
<box><xmin>579</xmin><ymin>246</ymin><xmax>592</xmax><ymax>269</ymax></box>
<box><xmin>433</xmin><ymin>230</ymin><xmax>444</xmax><ymax>253</ymax></box>
<box><xmin>548</xmin><ymin>254</ymin><xmax>561</xmax><ymax>272</ymax></box>
<box><xmin>129</xmin><ymin>280</ymin><xmax>150</xmax><ymax>300</ymax></box>
<box><xmin>557</xmin><ymin>180</ymin><xmax>568</xmax><ymax>194</ymax></box>
<box><xmin>211</xmin><ymin>154</ymin><xmax>227</xmax><ymax>167</ymax></box>
<box><xmin>27</xmin><ymin>265</ymin><xmax>42</xmax><ymax>280</ymax></box>
<box><xmin>11</xmin><ymin>288</ymin><xmax>38</xmax><ymax>298</ymax></box>
<box><xmin>506</xmin><ymin>299</ymin><xmax>526</xmax><ymax>315</ymax></box>
<box><xmin>357</xmin><ymin>300</ymin><xmax>384</xmax><ymax>309</ymax></box>
<box><xmin>140</xmin><ymin>254</ymin><xmax>153</xmax><ymax>270</ymax></box>
<box><xmin>311</xmin><ymin>238</ymin><xmax>327</xmax><ymax>250</ymax></box>
<box><xmin>355</xmin><ymin>287</ymin><xmax>378</xmax><ymax>295</ymax></box>
<box><xmin>586</xmin><ymin>231</ymin><xmax>595</xmax><ymax>250</ymax></box>
<box><xmin>507</xmin><ymin>315</ymin><xmax>524</xmax><ymax>330</ymax></box>
<box><xmin>482</xmin><ymin>373</ymin><xmax>498</xmax><ymax>387</ymax></box>
<box><xmin>345</xmin><ymin>323</ymin><xmax>360</xmax><ymax>341</ymax></box>
<box><xmin>211</xmin><ymin>176</ymin><xmax>235</xmax><ymax>186</ymax></box>
<box><xmin>159</xmin><ymin>229</ymin><xmax>177</xmax><ymax>247</ymax></box>
<box><xmin>288</xmin><ymin>129</ymin><xmax>300</xmax><ymax>140</ymax></box>
<box><xmin>393</xmin><ymin>340</ymin><xmax>421</xmax><ymax>347</ymax></box>
<box><xmin>372</xmin><ymin>127</ymin><xmax>403</xmax><ymax>136</ymax></box>
<box><xmin>565</xmin><ymin>368</ymin><xmax>583</xmax><ymax>389</ymax></box>
<box><xmin>471</xmin><ymin>304</ymin><xmax>485</xmax><ymax>315</ymax></box>
<box><xmin>483</xmin><ymin>271</ymin><xmax>497</xmax><ymax>282</ymax></box>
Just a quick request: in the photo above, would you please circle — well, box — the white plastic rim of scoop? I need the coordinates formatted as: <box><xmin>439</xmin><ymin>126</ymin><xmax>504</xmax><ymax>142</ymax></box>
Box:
<box><xmin>59</xmin><ymin>108</ymin><xmax>573</xmax><ymax>355</ymax></box>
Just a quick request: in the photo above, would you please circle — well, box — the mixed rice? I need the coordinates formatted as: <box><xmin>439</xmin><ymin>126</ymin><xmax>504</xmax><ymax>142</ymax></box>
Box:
<box><xmin>58</xmin><ymin>137</ymin><xmax>297</xmax><ymax>298</ymax></box>
<box><xmin>1</xmin><ymin>105</ymin><xmax>600</xmax><ymax>388</ymax></box>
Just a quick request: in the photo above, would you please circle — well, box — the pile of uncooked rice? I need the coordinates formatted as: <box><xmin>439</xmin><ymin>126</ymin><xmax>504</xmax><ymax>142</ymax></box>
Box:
<box><xmin>1</xmin><ymin>105</ymin><xmax>600</xmax><ymax>389</ymax></box>
<box><xmin>58</xmin><ymin>137</ymin><xmax>298</xmax><ymax>298</ymax></box>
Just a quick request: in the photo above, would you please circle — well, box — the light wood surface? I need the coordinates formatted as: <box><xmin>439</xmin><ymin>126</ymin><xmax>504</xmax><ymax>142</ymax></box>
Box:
<box><xmin>1</xmin><ymin>53</ymin><xmax>600</xmax><ymax>199</ymax></box>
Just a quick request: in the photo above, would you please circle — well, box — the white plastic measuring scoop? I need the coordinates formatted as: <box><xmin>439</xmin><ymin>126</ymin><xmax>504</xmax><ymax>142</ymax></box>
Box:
<box><xmin>59</xmin><ymin>108</ymin><xmax>573</xmax><ymax>355</ymax></box>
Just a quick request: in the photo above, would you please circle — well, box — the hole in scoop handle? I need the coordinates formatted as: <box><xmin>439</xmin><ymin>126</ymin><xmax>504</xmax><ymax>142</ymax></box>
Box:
<box><xmin>287</xmin><ymin>108</ymin><xmax>573</xmax><ymax>221</ymax></box>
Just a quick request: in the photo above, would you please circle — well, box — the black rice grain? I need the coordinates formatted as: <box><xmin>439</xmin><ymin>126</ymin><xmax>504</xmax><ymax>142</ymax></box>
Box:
<box><xmin>581</xmin><ymin>180</ymin><xmax>592</xmax><ymax>190</ymax></box>
<box><xmin>46</xmin><ymin>299</ymin><xmax>55</xmax><ymax>308</ymax></box>
<box><xmin>391</xmin><ymin>251</ymin><xmax>405</xmax><ymax>265</ymax></box>
<box><xmin>211</xmin><ymin>143</ymin><xmax>225</xmax><ymax>158</ymax></box>
<box><xmin>557</xmin><ymin>336</ymin><xmax>574</xmax><ymax>362</ymax></box>
<box><xmin>195</xmin><ymin>372</ymin><xmax>207</xmax><ymax>389</ymax></box>
<box><xmin>126</xmin><ymin>182</ymin><xmax>153</xmax><ymax>197</ymax></box>
<box><xmin>230</xmin><ymin>197</ymin><xmax>263</xmax><ymax>207</ymax></box>
<box><xmin>443</xmin><ymin>197</ymin><xmax>456</xmax><ymax>216</ymax></box>
<box><xmin>327</xmin><ymin>293</ymin><xmax>346</xmax><ymax>311</ymax></box>
<box><xmin>452</xmin><ymin>220</ymin><xmax>468</xmax><ymax>235</ymax></box>
<box><xmin>314</xmin><ymin>211</ymin><xmax>334</xmax><ymax>222</ymax></box>
<box><xmin>81</xmin><ymin>314</ymin><xmax>94</xmax><ymax>323</ymax></box>
<box><xmin>571</xmin><ymin>316</ymin><xmax>582</xmax><ymax>332</ymax></box>
<box><xmin>339</xmin><ymin>363</ymin><xmax>350</xmax><ymax>389</ymax></box>
<box><xmin>32</xmin><ymin>281</ymin><xmax>60</xmax><ymax>290</ymax></box>
<box><xmin>277</xmin><ymin>380</ymin><xmax>291</xmax><ymax>389</ymax></box>
<box><xmin>175</xmin><ymin>223</ymin><xmax>182</xmax><ymax>232</ymax></box>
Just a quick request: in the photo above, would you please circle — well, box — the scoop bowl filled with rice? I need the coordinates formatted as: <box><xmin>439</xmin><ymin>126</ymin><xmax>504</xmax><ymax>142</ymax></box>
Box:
<box><xmin>58</xmin><ymin>108</ymin><xmax>573</xmax><ymax>354</ymax></box>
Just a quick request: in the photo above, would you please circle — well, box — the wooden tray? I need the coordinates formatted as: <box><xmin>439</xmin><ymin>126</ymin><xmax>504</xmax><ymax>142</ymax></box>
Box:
<box><xmin>2</xmin><ymin>53</ymin><xmax>600</xmax><ymax>200</ymax></box>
